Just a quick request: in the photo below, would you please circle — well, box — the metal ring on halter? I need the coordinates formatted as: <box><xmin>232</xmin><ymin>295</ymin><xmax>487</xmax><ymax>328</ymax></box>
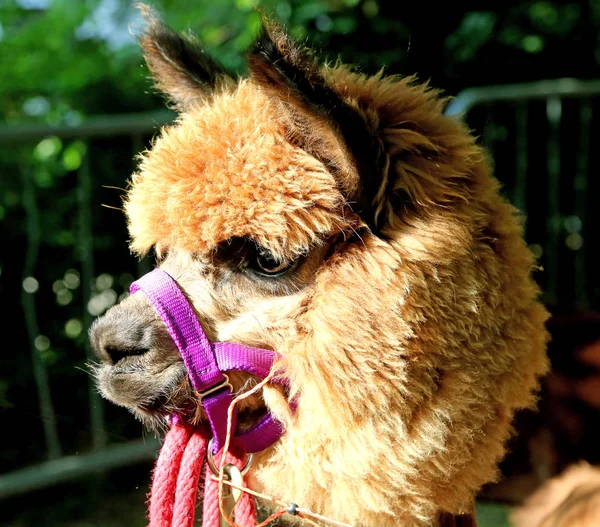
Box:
<box><xmin>206</xmin><ymin>438</ymin><xmax>253</xmax><ymax>476</ymax></box>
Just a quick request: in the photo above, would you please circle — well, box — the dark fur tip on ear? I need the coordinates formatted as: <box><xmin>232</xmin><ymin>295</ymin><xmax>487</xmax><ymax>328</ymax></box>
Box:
<box><xmin>248</xmin><ymin>20</ymin><xmax>385</xmax><ymax>232</ymax></box>
<box><xmin>248</xmin><ymin>19</ymin><xmax>327</xmax><ymax>106</ymax></box>
<box><xmin>134</xmin><ymin>3</ymin><xmax>233</xmax><ymax>110</ymax></box>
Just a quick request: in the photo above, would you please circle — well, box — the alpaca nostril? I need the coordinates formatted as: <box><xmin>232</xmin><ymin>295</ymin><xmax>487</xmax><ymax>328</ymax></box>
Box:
<box><xmin>104</xmin><ymin>346</ymin><xmax>149</xmax><ymax>366</ymax></box>
<box><xmin>88</xmin><ymin>289</ymin><xmax>171</xmax><ymax>366</ymax></box>
<box><xmin>90</xmin><ymin>311</ymin><xmax>153</xmax><ymax>366</ymax></box>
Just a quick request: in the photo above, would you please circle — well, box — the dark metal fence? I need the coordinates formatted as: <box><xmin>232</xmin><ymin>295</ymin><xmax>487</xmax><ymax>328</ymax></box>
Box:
<box><xmin>447</xmin><ymin>78</ymin><xmax>600</xmax><ymax>309</ymax></box>
<box><xmin>1</xmin><ymin>112</ymin><xmax>173</xmax><ymax>499</ymax></box>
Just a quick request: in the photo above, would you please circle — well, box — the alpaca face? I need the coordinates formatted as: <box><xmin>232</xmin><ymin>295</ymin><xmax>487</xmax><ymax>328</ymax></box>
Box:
<box><xmin>90</xmin><ymin>76</ymin><xmax>356</xmax><ymax>427</ymax></box>
<box><xmin>91</xmin><ymin>5</ymin><xmax>549</xmax><ymax>526</ymax></box>
<box><xmin>91</xmin><ymin>237</ymin><xmax>335</xmax><ymax>428</ymax></box>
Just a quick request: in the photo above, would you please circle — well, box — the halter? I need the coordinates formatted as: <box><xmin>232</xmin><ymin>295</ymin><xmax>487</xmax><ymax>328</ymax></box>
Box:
<box><xmin>130</xmin><ymin>268</ymin><xmax>285</xmax><ymax>454</ymax></box>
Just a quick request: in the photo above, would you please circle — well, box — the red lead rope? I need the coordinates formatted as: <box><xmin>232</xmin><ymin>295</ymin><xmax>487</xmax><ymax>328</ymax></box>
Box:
<box><xmin>148</xmin><ymin>423</ymin><xmax>257</xmax><ymax>527</ymax></box>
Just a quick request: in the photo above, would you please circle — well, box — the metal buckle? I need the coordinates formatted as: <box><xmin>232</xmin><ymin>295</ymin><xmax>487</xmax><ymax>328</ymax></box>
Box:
<box><xmin>195</xmin><ymin>374</ymin><xmax>233</xmax><ymax>402</ymax></box>
<box><xmin>206</xmin><ymin>438</ymin><xmax>253</xmax><ymax>476</ymax></box>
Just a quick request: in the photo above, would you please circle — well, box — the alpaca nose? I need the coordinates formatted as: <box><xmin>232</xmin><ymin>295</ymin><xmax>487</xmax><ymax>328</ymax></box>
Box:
<box><xmin>90</xmin><ymin>305</ymin><xmax>153</xmax><ymax>366</ymax></box>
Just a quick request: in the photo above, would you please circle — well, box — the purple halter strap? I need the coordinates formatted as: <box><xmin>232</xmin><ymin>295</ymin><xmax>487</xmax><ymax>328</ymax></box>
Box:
<box><xmin>130</xmin><ymin>268</ymin><xmax>285</xmax><ymax>454</ymax></box>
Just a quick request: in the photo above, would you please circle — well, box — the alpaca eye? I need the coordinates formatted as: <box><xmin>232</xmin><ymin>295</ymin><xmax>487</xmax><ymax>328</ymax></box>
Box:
<box><xmin>248</xmin><ymin>251</ymin><xmax>295</xmax><ymax>277</ymax></box>
<box><xmin>214</xmin><ymin>237</ymin><xmax>298</xmax><ymax>278</ymax></box>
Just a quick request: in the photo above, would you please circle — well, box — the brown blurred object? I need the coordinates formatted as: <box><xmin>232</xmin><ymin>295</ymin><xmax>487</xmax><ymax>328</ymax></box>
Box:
<box><xmin>439</xmin><ymin>505</ymin><xmax>478</xmax><ymax>527</ymax></box>
<box><xmin>511</xmin><ymin>462</ymin><xmax>600</xmax><ymax>527</ymax></box>
<box><xmin>481</xmin><ymin>308</ymin><xmax>600</xmax><ymax>503</ymax></box>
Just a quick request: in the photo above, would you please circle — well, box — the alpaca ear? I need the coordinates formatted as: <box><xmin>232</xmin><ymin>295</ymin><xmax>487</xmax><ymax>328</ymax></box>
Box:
<box><xmin>135</xmin><ymin>3</ymin><xmax>234</xmax><ymax>111</ymax></box>
<box><xmin>248</xmin><ymin>21</ymin><xmax>385</xmax><ymax>231</ymax></box>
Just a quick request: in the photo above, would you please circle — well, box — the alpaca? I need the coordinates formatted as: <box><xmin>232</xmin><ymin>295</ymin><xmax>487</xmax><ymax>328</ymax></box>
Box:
<box><xmin>511</xmin><ymin>463</ymin><xmax>600</xmax><ymax>527</ymax></box>
<box><xmin>90</xmin><ymin>5</ymin><xmax>549</xmax><ymax>526</ymax></box>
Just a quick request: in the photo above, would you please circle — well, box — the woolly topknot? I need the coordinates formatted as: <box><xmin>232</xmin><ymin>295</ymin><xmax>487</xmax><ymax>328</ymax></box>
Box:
<box><xmin>125</xmin><ymin>83</ymin><xmax>352</xmax><ymax>262</ymax></box>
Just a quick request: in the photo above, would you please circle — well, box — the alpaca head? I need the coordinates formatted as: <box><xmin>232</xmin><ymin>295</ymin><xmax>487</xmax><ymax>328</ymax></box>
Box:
<box><xmin>91</xmin><ymin>5</ymin><xmax>549</xmax><ymax>526</ymax></box>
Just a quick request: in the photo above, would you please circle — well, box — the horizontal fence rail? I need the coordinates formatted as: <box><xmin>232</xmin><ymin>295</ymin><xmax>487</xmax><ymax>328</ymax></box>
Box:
<box><xmin>0</xmin><ymin>111</ymin><xmax>174</xmax><ymax>144</ymax></box>
<box><xmin>446</xmin><ymin>78</ymin><xmax>600</xmax><ymax>116</ymax></box>
<box><xmin>0</xmin><ymin>438</ymin><xmax>160</xmax><ymax>499</ymax></box>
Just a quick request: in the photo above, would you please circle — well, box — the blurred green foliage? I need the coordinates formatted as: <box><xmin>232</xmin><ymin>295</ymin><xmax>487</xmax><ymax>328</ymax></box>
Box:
<box><xmin>0</xmin><ymin>0</ymin><xmax>408</xmax><ymax>122</ymax></box>
<box><xmin>476</xmin><ymin>502</ymin><xmax>512</xmax><ymax>527</ymax></box>
<box><xmin>3</xmin><ymin>0</ymin><xmax>600</xmax><ymax>126</ymax></box>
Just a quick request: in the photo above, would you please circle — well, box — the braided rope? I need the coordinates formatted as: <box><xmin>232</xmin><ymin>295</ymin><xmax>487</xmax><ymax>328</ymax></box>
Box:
<box><xmin>149</xmin><ymin>424</ymin><xmax>257</xmax><ymax>527</ymax></box>
<box><xmin>148</xmin><ymin>423</ymin><xmax>194</xmax><ymax>526</ymax></box>
<box><xmin>234</xmin><ymin>478</ymin><xmax>257</xmax><ymax>527</ymax></box>
<box><xmin>149</xmin><ymin>421</ymin><xmax>351</xmax><ymax>527</ymax></box>
<box><xmin>202</xmin><ymin>461</ymin><xmax>221</xmax><ymax>527</ymax></box>
<box><xmin>172</xmin><ymin>429</ymin><xmax>209</xmax><ymax>527</ymax></box>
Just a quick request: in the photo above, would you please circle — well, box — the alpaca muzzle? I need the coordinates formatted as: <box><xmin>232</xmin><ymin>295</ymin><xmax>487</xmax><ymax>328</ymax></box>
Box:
<box><xmin>130</xmin><ymin>268</ymin><xmax>287</xmax><ymax>454</ymax></box>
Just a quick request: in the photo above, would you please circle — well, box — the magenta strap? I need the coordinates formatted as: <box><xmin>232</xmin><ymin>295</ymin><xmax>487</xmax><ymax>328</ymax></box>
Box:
<box><xmin>130</xmin><ymin>269</ymin><xmax>285</xmax><ymax>454</ymax></box>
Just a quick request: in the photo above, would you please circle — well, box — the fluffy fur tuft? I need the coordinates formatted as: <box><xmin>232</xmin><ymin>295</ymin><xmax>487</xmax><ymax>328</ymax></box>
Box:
<box><xmin>125</xmin><ymin>82</ymin><xmax>351</xmax><ymax>262</ymax></box>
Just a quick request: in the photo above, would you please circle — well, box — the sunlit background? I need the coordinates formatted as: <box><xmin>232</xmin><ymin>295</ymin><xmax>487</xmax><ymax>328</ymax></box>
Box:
<box><xmin>2</xmin><ymin>1</ymin><xmax>600</xmax><ymax>526</ymax></box>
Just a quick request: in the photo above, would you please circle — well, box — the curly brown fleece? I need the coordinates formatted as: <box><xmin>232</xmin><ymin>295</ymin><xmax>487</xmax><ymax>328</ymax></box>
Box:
<box><xmin>122</xmin><ymin>7</ymin><xmax>549</xmax><ymax>527</ymax></box>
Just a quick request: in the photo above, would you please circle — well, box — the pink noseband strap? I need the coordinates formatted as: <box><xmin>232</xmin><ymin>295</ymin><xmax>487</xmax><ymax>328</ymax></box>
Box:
<box><xmin>130</xmin><ymin>268</ymin><xmax>285</xmax><ymax>454</ymax></box>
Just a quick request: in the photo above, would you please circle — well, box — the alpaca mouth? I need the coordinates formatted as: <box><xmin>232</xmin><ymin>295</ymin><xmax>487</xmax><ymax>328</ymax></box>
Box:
<box><xmin>99</xmin><ymin>360</ymin><xmax>268</xmax><ymax>433</ymax></box>
<box><xmin>97</xmin><ymin>360</ymin><xmax>189</xmax><ymax>416</ymax></box>
<box><xmin>138</xmin><ymin>384</ymin><xmax>269</xmax><ymax>436</ymax></box>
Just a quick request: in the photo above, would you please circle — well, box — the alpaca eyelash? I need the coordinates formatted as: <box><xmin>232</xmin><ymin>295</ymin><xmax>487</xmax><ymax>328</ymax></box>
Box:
<box><xmin>238</xmin><ymin>245</ymin><xmax>297</xmax><ymax>278</ymax></box>
<box><xmin>246</xmin><ymin>253</ymin><xmax>298</xmax><ymax>277</ymax></box>
<box><xmin>213</xmin><ymin>237</ymin><xmax>287</xmax><ymax>274</ymax></box>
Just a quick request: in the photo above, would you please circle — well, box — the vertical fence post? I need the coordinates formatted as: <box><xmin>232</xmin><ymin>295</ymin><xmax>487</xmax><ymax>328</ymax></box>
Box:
<box><xmin>545</xmin><ymin>96</ymin><xmax>562</xmax><ymax>304</ymax></box>
<box><xmin>20</xmin><ymin>165</ymin><xmax>62</xmax><ymax>460</ymax></box>
<box><xmin>574</xmin><ymin>99</ymin><xmax>591</xmax><ymax>307</ymax></box>
<box><xmin>77</xmin><ymin>147</ymin><xmax>107</xmax><ymax>450</ymax></box>
<box><xmin>514</xmin><ymin>102</ymin><xmax>528</xmax><ymax>215</ymax></box>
